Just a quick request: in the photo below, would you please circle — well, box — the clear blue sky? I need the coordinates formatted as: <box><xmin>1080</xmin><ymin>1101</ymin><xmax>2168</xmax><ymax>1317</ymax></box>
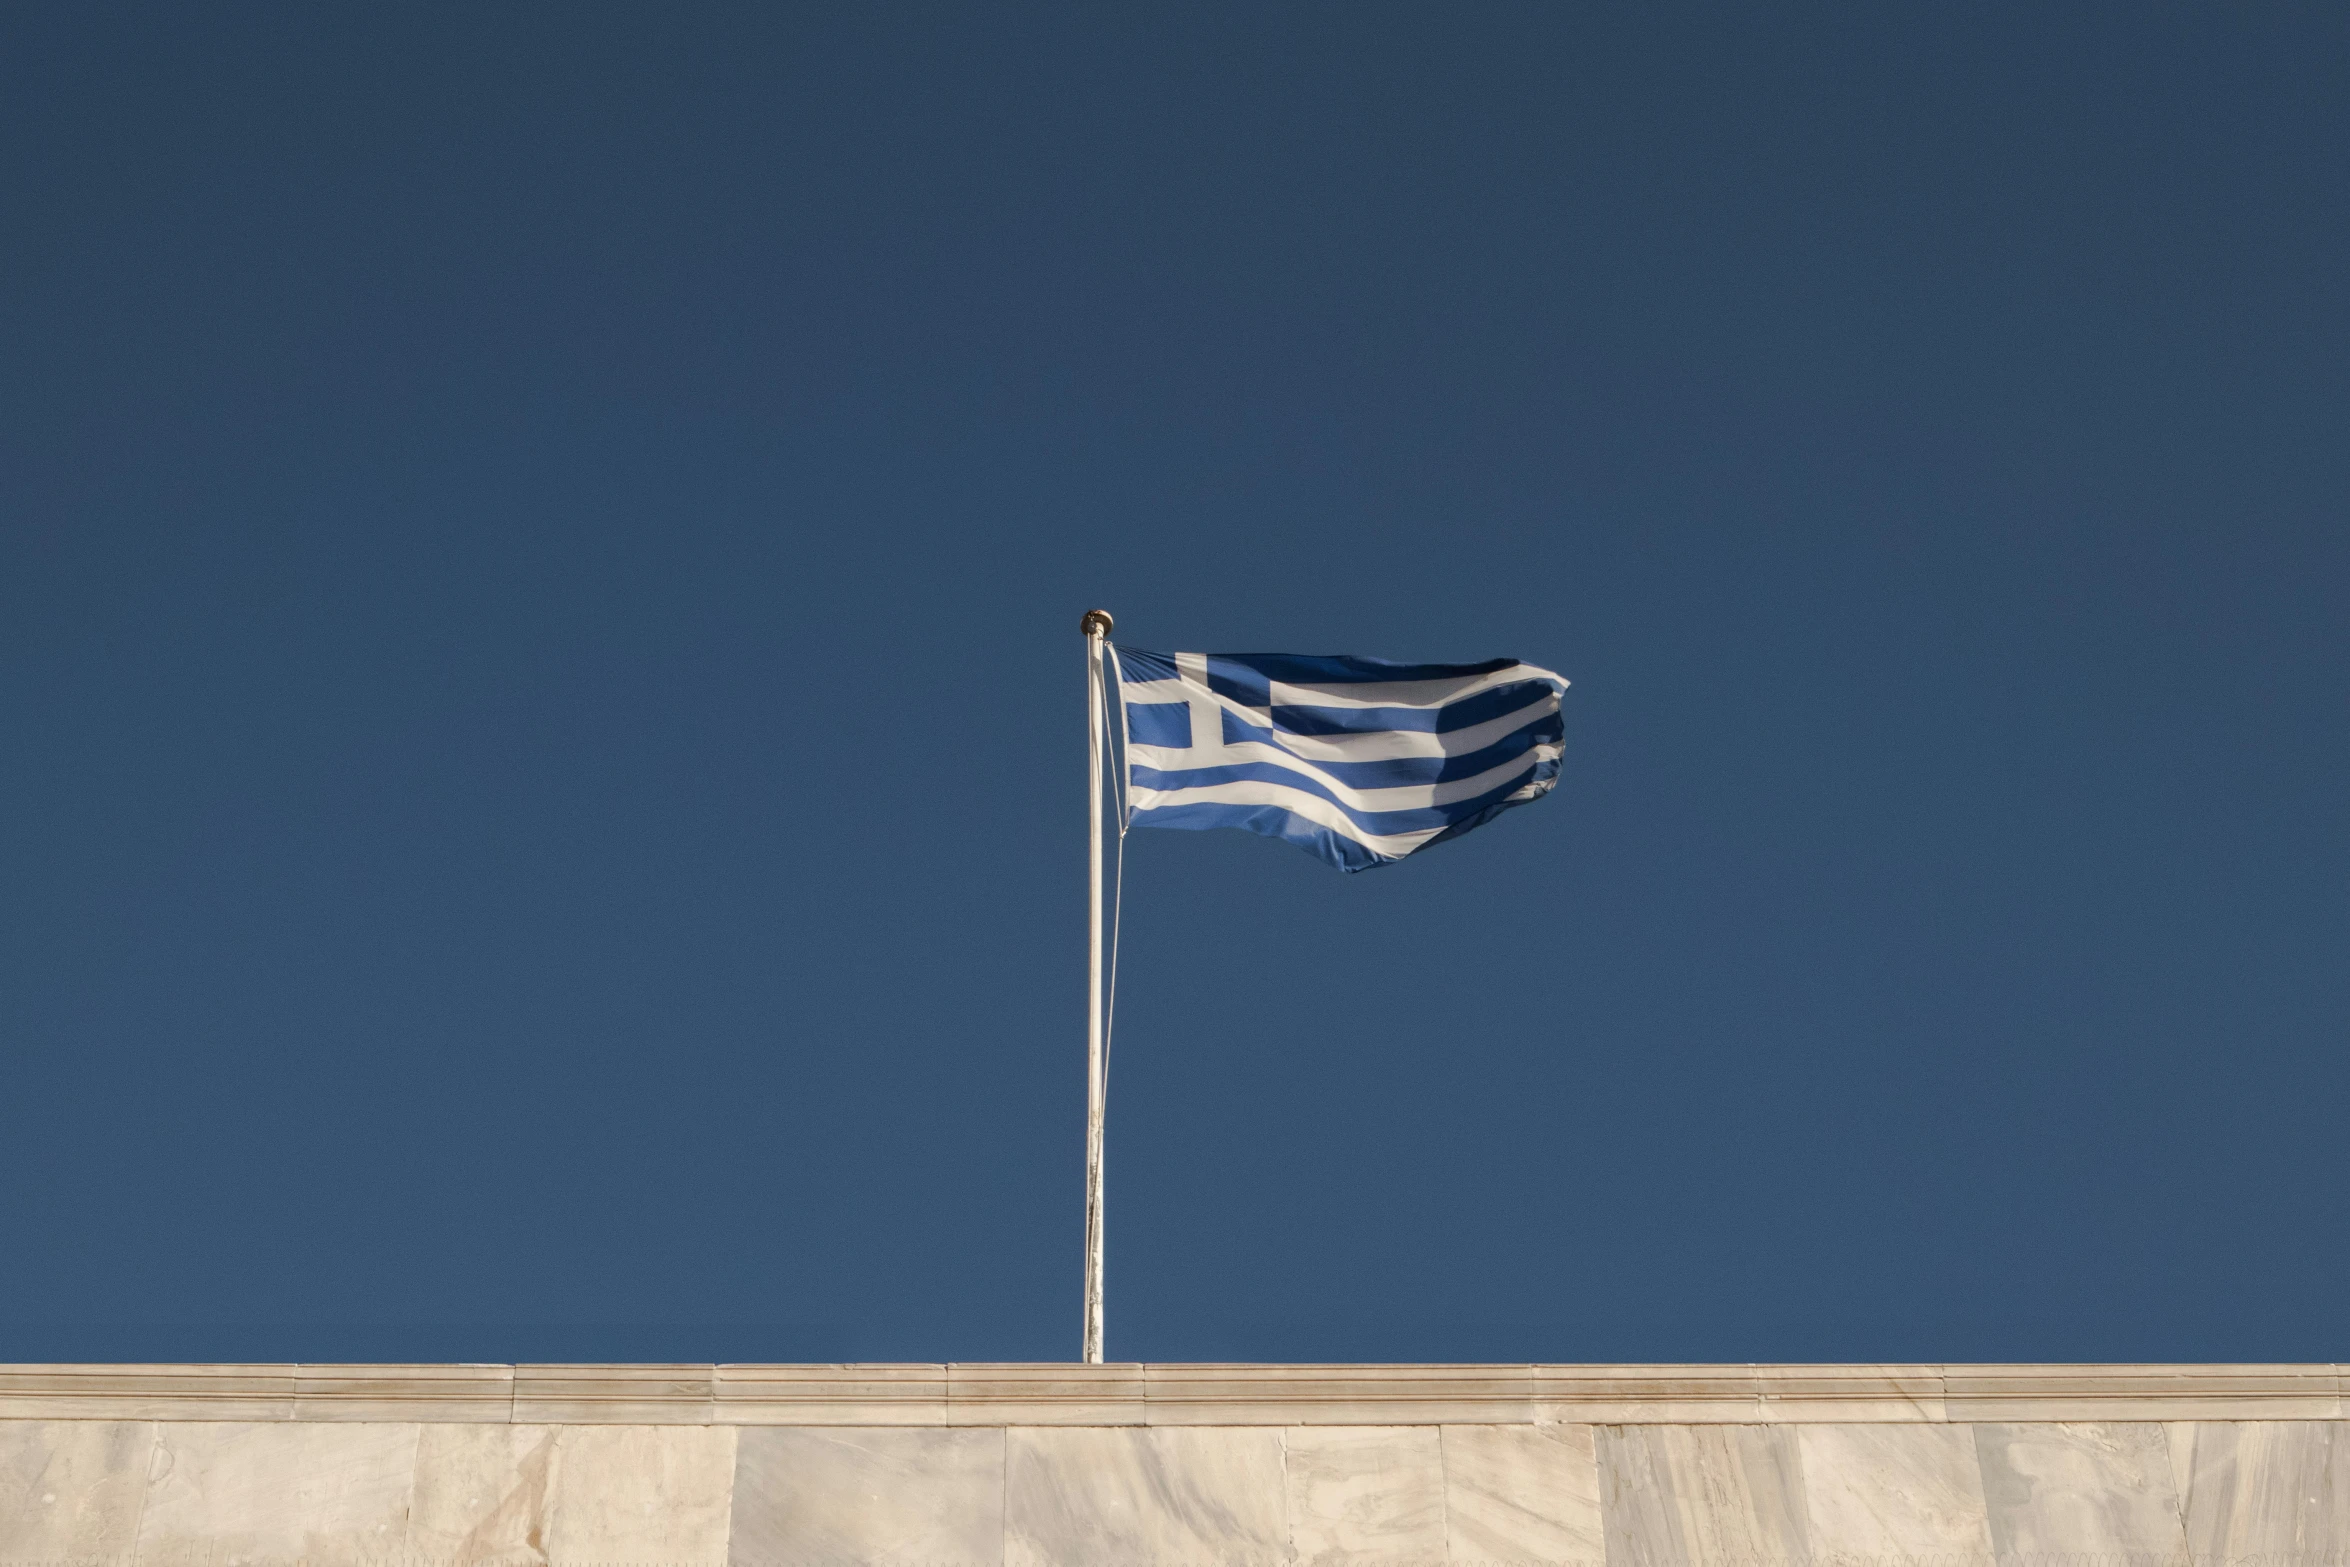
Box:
<box><xmin>4</xmin><ymin>4</ymin><xmax>2343</xmax><ymax>1365</ymax></box>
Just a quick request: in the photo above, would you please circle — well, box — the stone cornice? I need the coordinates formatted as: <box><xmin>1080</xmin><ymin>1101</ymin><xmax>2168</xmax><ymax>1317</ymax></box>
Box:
<box><xmin>0</xmin><ymin>1362</ymin><xmax>2339</xmax><ymax>1424</ymax></box>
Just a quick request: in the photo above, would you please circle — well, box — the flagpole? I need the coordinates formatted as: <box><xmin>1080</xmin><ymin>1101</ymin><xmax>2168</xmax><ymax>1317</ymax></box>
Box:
<box><xmin>1080</xmin><ymin>607</ymin><xmax>1113</xmax><ymax>1364</ymax></box>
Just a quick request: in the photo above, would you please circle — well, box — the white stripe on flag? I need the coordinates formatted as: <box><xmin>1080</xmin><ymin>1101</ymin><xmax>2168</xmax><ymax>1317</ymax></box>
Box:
<box><xmin>1268</xmin><ymin>662</ymin><xmax>1562</xmax><ymax>710</ymax></box>
<box><xmin>1129</xmin><ymin>741</ymin><xmax>1553</xmax><ymax>811</ymax></box>
<box><xmin>1124</xmin><ymin>777</ymin><xmax>1451</xmax><ymax>857</ymax></box>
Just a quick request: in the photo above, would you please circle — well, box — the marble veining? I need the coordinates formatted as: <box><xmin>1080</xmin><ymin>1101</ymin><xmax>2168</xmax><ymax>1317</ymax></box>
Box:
<box><xmin>135</xmin><ymin>1420</ymin><xmax>421</xmax><ymax>1560</ymax></box>
<box><xmin>407</xmin><ymin>1421</ymin><xmax>562</xmax><ymax>1561</ymax></box>
<box><xmin>0</xmin><ymin>1419</ymin><xmax>154</xmax><ymax>1559</ymax></box>
<box><xmin>1599</xmin><ymin>1423</ymin><xmax>1811</xmax><ymax>1567</ymax></box>
<box><xmin>730</xmin><ymin>1425</ymin><xmax>1005</xmax><ymax>1564</ymax></box>
<box><xmin>1005</xmin><ymin>1425</ymin><xmax>1288</xmax><ymax>1566</ymax></box>
<box><xmin>1284</xmin><ymin>1424</ymin><xmax>1447</xmax><ymax>1565</ymax></box>
<box><xmin>1441</xmin><ymin>1421</ymin><xmax>1603</xmax><ymax>1565</ymax></box>
<box><xmin>1797</xmin><ymin>1423</ymin><xmax>1995</xmax><ymax>1562</ymax></box>
<box><xmin>1974</xmin><ymin>1422</ymin><xmax>2187</xmax><ymax>1559</ymax></box>
<box><xmin>2169</xmin><ymin>1420</ymin><xmax>2348</xmax><ymax>1561</ymax></box>
<box><xmin>543</xmin><ymin>1422</ymin><xmax>737</xmax><ymax>1560</ymax></box>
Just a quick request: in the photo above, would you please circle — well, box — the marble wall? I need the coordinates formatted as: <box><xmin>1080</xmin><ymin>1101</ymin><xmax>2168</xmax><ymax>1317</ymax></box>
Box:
<box><xmin>3</xmin><ymin>1415</ymin><xmax>2345</xmax><ymax>1565</ymax></box>
<box><xmin>0</xmin><ymin>1420</ymin><xmax>738</xmax><ymax>1563</ymax></box>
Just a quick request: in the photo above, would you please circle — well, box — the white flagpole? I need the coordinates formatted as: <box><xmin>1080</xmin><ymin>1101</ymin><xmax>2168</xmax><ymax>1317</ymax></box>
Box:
<box><xmin>1079</xmin><ymin>608</ymin><xmax>1113</xmax><ymax>1364</ymax></box>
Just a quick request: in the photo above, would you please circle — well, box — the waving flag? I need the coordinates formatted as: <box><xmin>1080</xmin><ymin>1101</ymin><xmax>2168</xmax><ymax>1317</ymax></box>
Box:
<box><xmin>1111</xmin><ymin>647</ymin><xmax>1570</xmax><ymax>872</ymax></box>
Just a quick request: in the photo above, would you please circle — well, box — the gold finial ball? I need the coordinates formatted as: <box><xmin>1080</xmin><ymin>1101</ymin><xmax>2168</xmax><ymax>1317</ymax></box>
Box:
<box><xmin>1079</xmin><ymin>609</ymin><xmax>1115</xmax><ymax>637</ymax></box>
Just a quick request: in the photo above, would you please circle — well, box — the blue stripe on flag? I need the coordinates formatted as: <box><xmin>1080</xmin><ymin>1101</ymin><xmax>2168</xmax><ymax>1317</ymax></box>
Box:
<box><xmin>1114</xmin><ymin>799</ymin><xmax>1397</xmax><ymax>872</ymax></box>
<box><xmin>1217</xmin><ymin>709</ymin><xmax>1558</xmax><ymax>785</ymax></box>
<box><xmin>1266</xmin><ymin>682</ymin><xmax>1559</xmax><ymax>737</ymax></box>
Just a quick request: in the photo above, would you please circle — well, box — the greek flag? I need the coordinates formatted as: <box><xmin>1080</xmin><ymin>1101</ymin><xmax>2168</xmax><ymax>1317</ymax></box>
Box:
<box><xmin>1111</xmin><ymin>647</ymin><xmax>1570</xmax><ymax>872</ymax></box>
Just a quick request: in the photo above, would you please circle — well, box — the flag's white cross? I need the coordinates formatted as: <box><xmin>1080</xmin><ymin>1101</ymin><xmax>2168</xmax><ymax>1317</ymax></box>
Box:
<box><xmin>1174</xmin><ymin>651</ymin><xmax>1263</xmax><ymax>763</ymax></box>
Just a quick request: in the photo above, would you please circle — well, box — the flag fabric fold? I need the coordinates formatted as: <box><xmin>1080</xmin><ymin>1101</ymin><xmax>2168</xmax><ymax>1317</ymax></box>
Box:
<box><xmin>1111</xmin><ymin>646</ymin><xmax>1570</xmax><ymax>872</ymax></box>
